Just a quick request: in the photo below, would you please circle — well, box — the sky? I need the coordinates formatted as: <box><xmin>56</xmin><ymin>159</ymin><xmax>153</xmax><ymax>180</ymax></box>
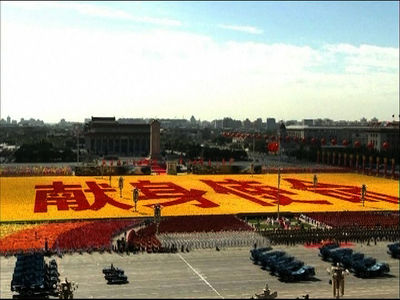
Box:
<box><xmin>1</xmin><ymin>1</ymin><xmax>399</xmax><ymax>123</ymax></box>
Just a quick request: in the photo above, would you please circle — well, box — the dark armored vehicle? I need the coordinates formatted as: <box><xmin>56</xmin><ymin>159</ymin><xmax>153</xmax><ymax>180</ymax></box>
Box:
<box><xmin>267</xmin><ymin>255</ymin><xmax>295</xmax><ymax>273</ymax></box>
<box><xmin>278</xmin><ymin>265</ymin><xmax>316</xmax><ymax>282</ymax></box>
<box><xmin>340</xmin><ymin>252</ymin><xmax>364</xmax><ymax>269</ymax></box>
<box><xmin>102</xmin><ymin>264</ymin><xmax>128</xmax><ymax>284</ymax></box>
<box><xmin>318</xmin><ymin>242</ymin><xmax>340</xmax><ymax>260</ymax></box>
<box><xmin>274</xmin><ymin>259</ymin><xmax>304</xmax><ymax>277</ymax></box>
<box><xmin>250</xmin><ymin>247</ymin><xmax>272</xmax><ymax>264</ymax></box>
<box><xmin>11</xmin><ymin>253</ymin><xmax>60</xmax><ymax>298</ymax></box>
<box><xmin>351</xmin><ymin>257</ymin><xmax>390</xmax><ymax>278</ymax></box>
<box><xmin>323</xmin><ymin>248</ymin><xmax>353</xmax><ymax>264</ymax></box>
<box><xmin>387</xmin><ymin>242</ymin><xmax>400</xmax><ymax>259</ymax></box>
<box><xmin>259</xmin><ymin>251</ymin><xmax>286</xmax><ymax>269</ymax></box>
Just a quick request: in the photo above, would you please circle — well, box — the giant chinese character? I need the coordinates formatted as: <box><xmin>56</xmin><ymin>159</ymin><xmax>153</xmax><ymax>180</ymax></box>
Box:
<box><xmin>35</xmin><ymin>181</ymin><xmax>91</xmax><ymax>213</ymax></box>
<box><xmin>200</xmin><ymin>179</ymin><xmax>331</xmax><ymax>206</ymax></box>
<box><xmin>129</xmin><ymin>180</ymin><xmax>218</xmax><ymax>208</ymax></box>
<box><xmin>85</xmin><ymin>181</ymin><xmax>133</xmax><ymax>210</ymax></box>
<box><xmin>34</xmin><ymin>181</ymin><xmax>133</xmax><ymax>213</ymax></box>
<box><xmin>284</xmin><ymin>178</ymin><xmax>399</xmax><ymax>205</ymax></box>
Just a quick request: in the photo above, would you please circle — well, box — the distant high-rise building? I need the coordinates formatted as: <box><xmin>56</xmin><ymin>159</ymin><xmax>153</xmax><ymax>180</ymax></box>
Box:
<box><xmin>266</xmin><ymin>118</ymin><xmax>276</xmax><ymax>131</ymax></box>
<box><xmin>302</xmin><ymin>119</ymin><xmax>313</xmax><ymax>126</ymax></box>
<box><xmin>285</xmin><ymin>120</ymin><xmax>298</xmax><ymax>126</ymax></box>
<box><xmin>7</xmin><ymin>116</ymin><xmax>11</xmax><ymax>124</ymax></box>
<box><xmin>254</xmin><ymin>118</ymin><xmax>263</xmax><ymax>130</ymax></box>
<box><xmin>200</xmin><ymin>120</ymin><xmax>211</xmax><ymax>128</ymax></box>
<box><xmin>243</xmin><ymin>118</ymin><xmax>252</xmax><ymax>128</ymax></box>
<box><xmin>222</xmin><ymin>117</ymin><xmax>241</xmax><ymax>129</ymax></box>
<box><xmin>212</xmin><ymin>119</ymin><xmax>223</xmax><ymax>129</ymax></box>
<box><xmin>370</xmin><ymin>117</ymin><xmax>379</xmax><ymax>123</ymax></box>
<box><xmin>313</xmin><ymin>119</ymin><xmax>323</xmax><ymax>126</ymax></box>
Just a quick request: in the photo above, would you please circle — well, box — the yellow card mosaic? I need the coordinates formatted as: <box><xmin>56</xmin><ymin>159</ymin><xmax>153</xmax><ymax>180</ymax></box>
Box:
<box><xmin>0</xmin><ymin>174</ymin><xmax>398</xmax><ymax>222</ymax></box>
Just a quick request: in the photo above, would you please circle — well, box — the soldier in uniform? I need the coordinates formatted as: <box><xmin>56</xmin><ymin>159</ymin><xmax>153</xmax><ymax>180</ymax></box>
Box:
<box><xmin>361</xmin><ymin>184</ymin><xmax>367</xmax><ymax>206</ymax></box>
<box><xmin>133</xmin><ymin>187</ymin><xmax>140</xmax><ymax>211</ymax></box>
<box><xmin>313</xmin><ymin>174</ymin><xmax>318</xmax><ymax>189</ymax></box>
<box><xmin>328</xmin><ymin>263</ymin><xmax>349</xmax><ymax>298</ymax></box>
<box><xmin>59</xmin><ymin>277</ymin><xmax>74</xmax><ymax>299</ymax></box>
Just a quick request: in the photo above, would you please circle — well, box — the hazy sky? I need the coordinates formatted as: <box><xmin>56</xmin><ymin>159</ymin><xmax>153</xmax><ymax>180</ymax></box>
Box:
<box><xmin>1</xmin><ymin>1</ymin><xmax>399</xmax><ymax>123</ymax></box>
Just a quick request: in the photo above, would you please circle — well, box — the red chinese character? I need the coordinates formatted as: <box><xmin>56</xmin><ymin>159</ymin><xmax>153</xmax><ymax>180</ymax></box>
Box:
<box><xmin>201</xmin><ymin>179</ymin><xmax>332</xmax><ymax>206</ymax></box>
<box><xmin>284</xmin><ymin>178</ymin><xmax>399</xmax><ymax>205</ymax></box>
<box><xmin>84</xmin><ymin>181</ymin><xmax>133</xmax><ymax>210</ymax></box>
<box><xmin>34</xmin><ymin>181</ymin><xmax>91</xmax><ymax>213</ymax></box>
<box><xmin>34</xmin><ymin>181</ymin><xmax>133</xmax><ymax>213</ymax></box>
<box><xmin>129</xmin><ymin>180</ymin><xmax>218</xmax><ymax>208</ymax></box>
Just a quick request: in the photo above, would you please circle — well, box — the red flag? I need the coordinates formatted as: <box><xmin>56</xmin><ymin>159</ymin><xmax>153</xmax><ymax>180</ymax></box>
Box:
<box><xmin>208</xmin><ymin>159</ymin><xmax>211</xmax><ymax>167</ymax></box>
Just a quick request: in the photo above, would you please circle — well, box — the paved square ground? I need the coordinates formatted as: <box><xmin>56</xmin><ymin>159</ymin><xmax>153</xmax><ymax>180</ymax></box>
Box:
<box><xmin>1</xmin><ymin>242</ymin><xmax>398</xmax><ymax>299</ymax></box>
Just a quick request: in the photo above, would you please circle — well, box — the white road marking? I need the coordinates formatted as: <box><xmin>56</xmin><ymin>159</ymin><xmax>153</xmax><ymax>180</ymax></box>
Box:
<box><xmin>178</xmin><ymin>254</ymin><xmax>224</xmax><ymax>299</ymax></box>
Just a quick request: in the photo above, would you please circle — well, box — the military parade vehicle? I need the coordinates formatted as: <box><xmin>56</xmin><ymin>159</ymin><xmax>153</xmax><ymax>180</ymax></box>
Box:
<box><xmin>318</xmin><ymin>242</ymin><xmax>340</xmax><ymax>260</ymax></box>
<box><xmin>278</xmin><ymin>265</ymin><xmax>316</xmax><ymax>282</ymax></box>
<box><xmin>102</xmin><ymin>264</ymin><xmax>129</xmax><ymax>284</ymax></box>
<box><xmin>274</xmin><ymin>259</ymin><xmax>304</xmax><ymax>277</ymax></box>
<box><xmin>351</xmin><ymin>257</ymin><xmax>390</xmax><ymax>278</ymax></box>
<box><xmin>317</xmin><ymin>245</ymin><xmax>391</xmax><ymax>278</ymax></box>
<box><xmin>259</xmin><ymin>251</ymin><xmax>286</xmax><ymax>269</ymax></box>
<box><xmin>340</xmin><ymin>252</ymin><xmax>364</xmax><ymax>269</ymax></box>
<box><xmin>250</xmin><ymin>247</ymin><xmax>272</xmax><ymax>264</ymax></box>
<box><xmin>251</xmin><ymin>248</ymin><xmax>315</xmax><ymax>282</ymax></box>
<box><xmin>387</xmin><ymin>242</ymin><xmax>400</xmax><ymax>259</ymax></box>
<box><xmin>251</xmin><ymin>284</ymin><xmax>278</xmax><ymax>299</ymax></box>
<box><xmin>322</xmin><ymin>247</ymin><xmax>353</xmax><ymax>264</ymax></box>
<box><xmin>11</xmin><ymin>253</ymin><xmax>61</xmax><ymax>299</ymax></box>
<box><xmin>267</xmin><ymin>255</ymin><xmax>295</xmax><ymax>274</ymax></box>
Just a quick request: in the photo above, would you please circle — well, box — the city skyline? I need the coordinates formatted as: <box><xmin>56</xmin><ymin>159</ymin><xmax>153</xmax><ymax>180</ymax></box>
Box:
<box><xmin>1</xmin><ymin>114</ymin><xmax>397</xmax><ymax>127</ymax></box>
<box><xmin>1</xmin><ymin>1</ymin><xmax>399</xmax><ymax>123</ymax></box>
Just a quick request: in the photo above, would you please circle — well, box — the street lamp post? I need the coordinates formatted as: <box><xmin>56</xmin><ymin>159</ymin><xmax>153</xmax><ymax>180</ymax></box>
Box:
<box><xmin>251</xmin><ymin>129</ymin><xmax>256</xmax><ymax>177</ymax></box>
<box><xmin>76</xmin><ymin>127</ymin><xmax>80</xmax><ymax>163</ymax></box>
<box><xmin>277</xmin><ymin>129</ymin><xmax>282</xmax><ymax>221</ymax></box>
<box><xmin>277</xmin><ymin>167</ymin><xmax>281</xmax><ymax>221</ymax></box>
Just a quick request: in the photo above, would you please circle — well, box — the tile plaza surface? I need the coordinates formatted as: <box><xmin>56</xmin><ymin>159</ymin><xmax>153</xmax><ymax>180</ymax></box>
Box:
<box><xmin>0</xmin><ymin>173</ymin><xmax>398</xmax><ymax>222</ymax></box>
<box><xmin>1</xmin><ymin>242</ymin><xmax>399</xmax><ymax>299</ymax></box>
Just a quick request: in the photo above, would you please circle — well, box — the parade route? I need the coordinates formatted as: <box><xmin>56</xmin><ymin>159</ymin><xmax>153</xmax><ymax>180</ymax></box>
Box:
<box><xmin>1</xmin><ymin>242</ymin><xmax>398</xmax><ymax>299</ymax></box>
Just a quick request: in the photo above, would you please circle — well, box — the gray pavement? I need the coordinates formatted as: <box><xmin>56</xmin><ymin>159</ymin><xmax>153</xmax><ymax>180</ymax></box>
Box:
<box><xmin>1</xmin><ymin>242</ymin><xmax>399</xmax><ymax>299</ymax></box>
